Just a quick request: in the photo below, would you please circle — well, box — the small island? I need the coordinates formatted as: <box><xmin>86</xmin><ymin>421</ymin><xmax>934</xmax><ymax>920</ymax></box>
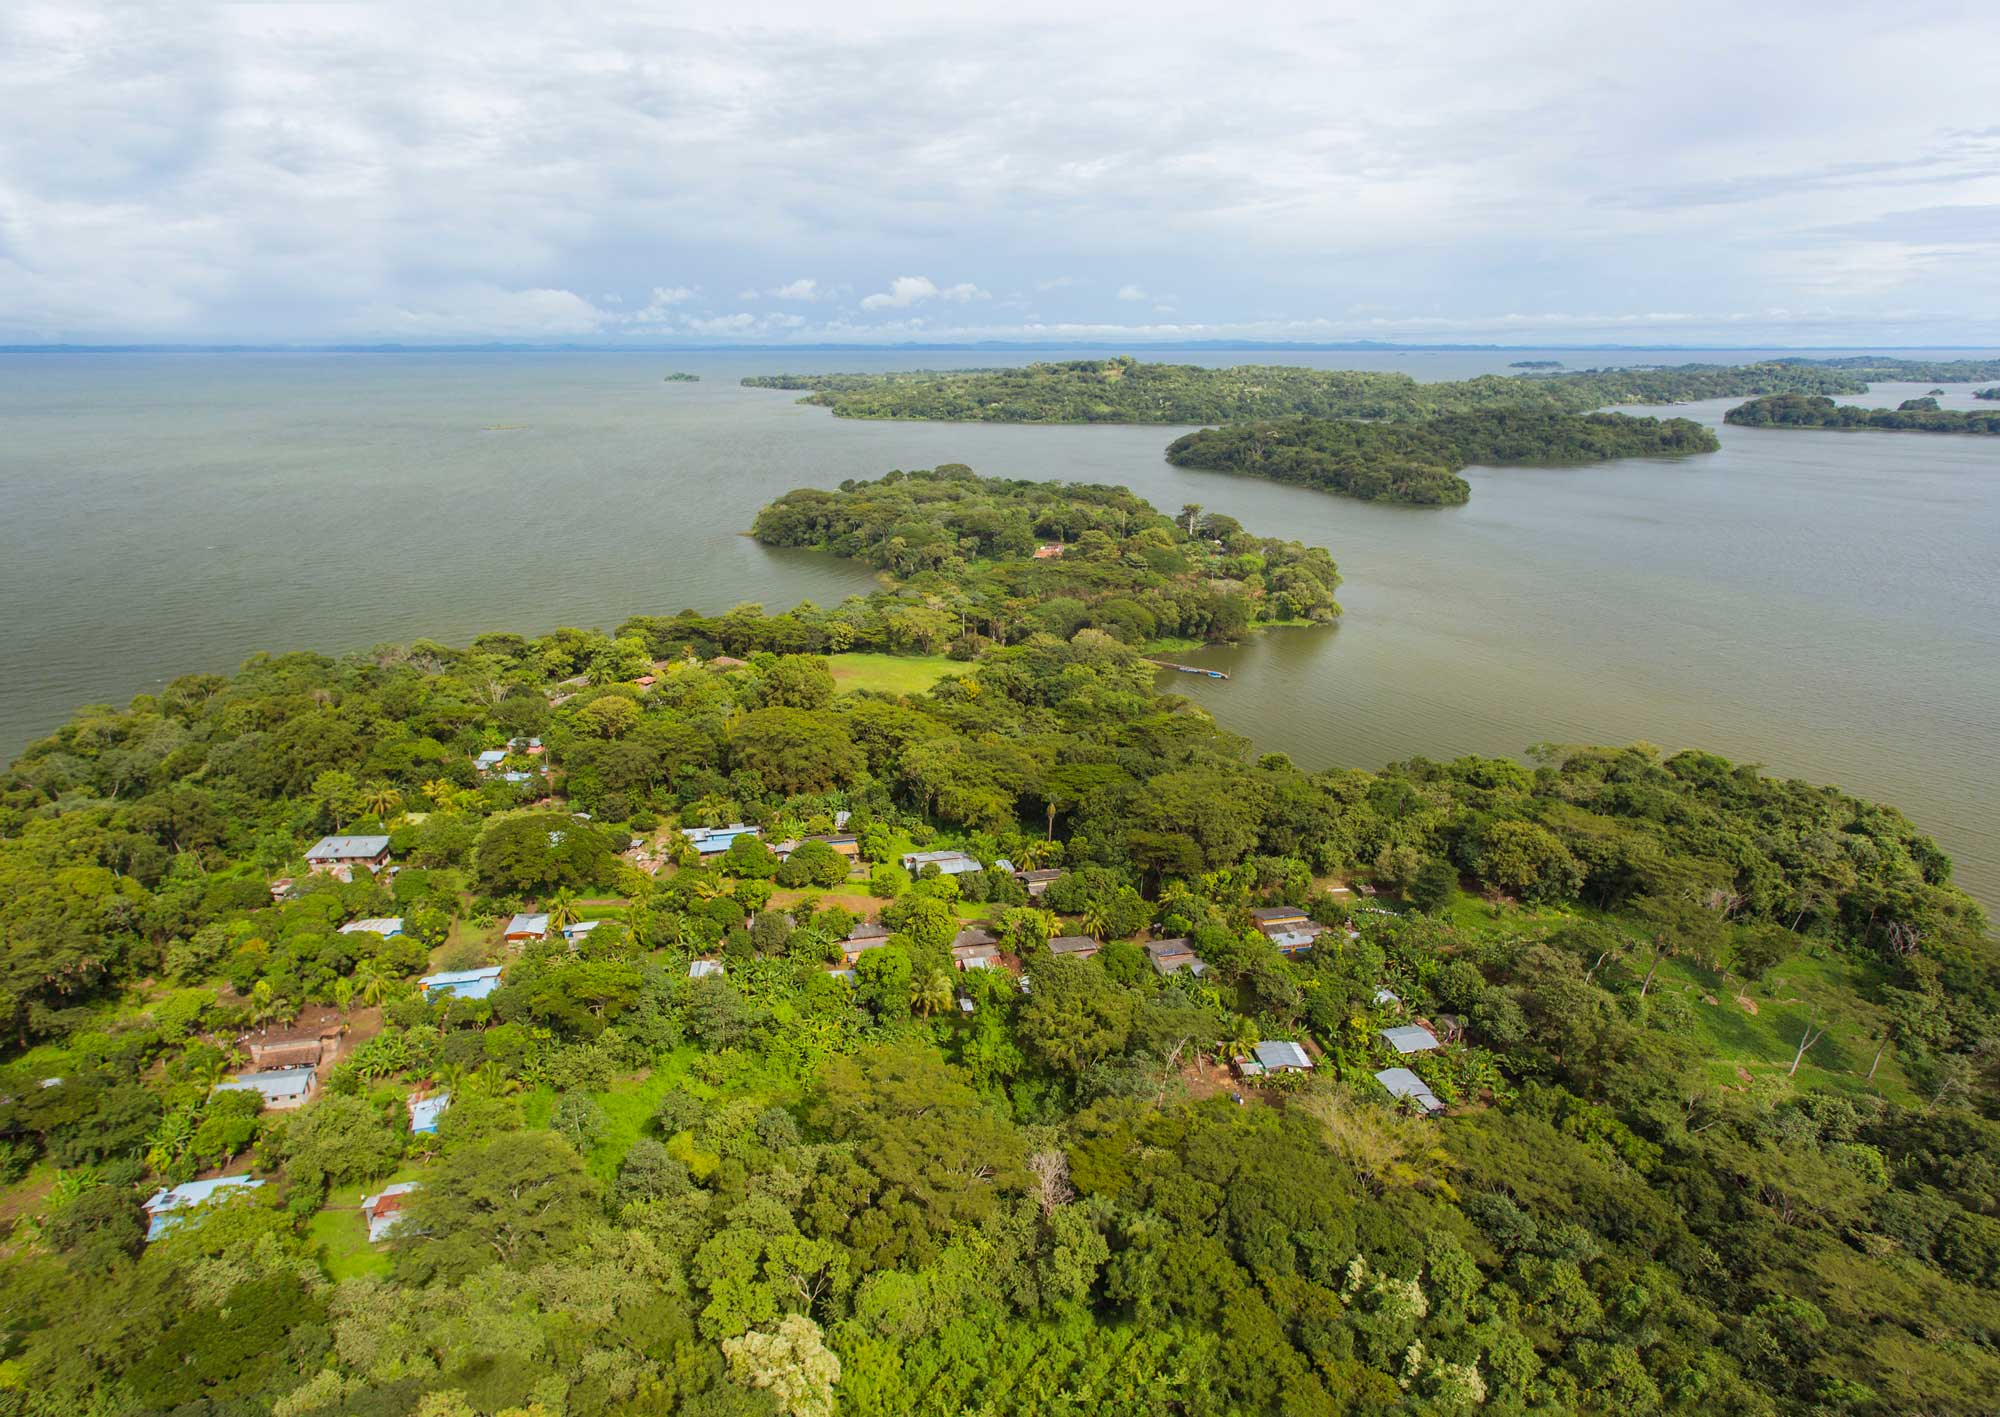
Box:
<box><xmin>1508</xmin><ymin>359</ymin><xmax>1563</xmax><ymax>369</ymax></box>
<box><xmin>1977</xmin><ymin>386</ymin><xmax>2000</xmax><ymax>401</ymax></box>
<box><xmin>1162</xmin><ymin>410</ymin><xmax>1719</xmax><ymax>506</ymax></box>
<box><xmin>1725</xmin><ymin>393</ymin><xmax>2000</xmax><ymax>434</ymax></box>
<box><xmin>662</xmin><ymin>371</ymin><xmax>701</xmax><ymax>382</ymax></box>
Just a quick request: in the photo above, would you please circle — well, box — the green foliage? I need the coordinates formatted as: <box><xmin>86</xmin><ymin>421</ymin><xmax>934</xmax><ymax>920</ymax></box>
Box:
<box><xmin>1726</xmin><ymin>392</ymin><xmax>2000</xmax><ymax>433</ymax></box>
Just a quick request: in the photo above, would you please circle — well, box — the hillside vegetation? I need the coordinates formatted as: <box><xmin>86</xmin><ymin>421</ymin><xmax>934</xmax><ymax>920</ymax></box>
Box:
<box><xmin>1</xmin><ymin>480</ymin><xmax>1996</xmax><ymax>1416</ymax></box>
<box><xmin>742</xmin><ymin>354</ymin><xmax>2000</xmax><ymax>424</ymax></box>
<box><xmin>1726</xmin><ymin>393</ymin><xmax>2000</xmax><ymax>434</ymax></box>
<box><xmin>1164</xmin><ymin>411</ymin><xmax>1719</xmax><ymax>506</ymax></box>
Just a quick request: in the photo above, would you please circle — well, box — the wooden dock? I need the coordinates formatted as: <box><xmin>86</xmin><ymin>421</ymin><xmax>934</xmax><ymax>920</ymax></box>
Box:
<box><xmin>1146</xmin><ymin>658</ymin><xmax>1231</xmax><ymax>681</ymax></box>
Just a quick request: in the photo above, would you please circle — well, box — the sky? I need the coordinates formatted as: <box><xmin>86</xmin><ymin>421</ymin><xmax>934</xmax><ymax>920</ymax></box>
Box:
<box><xmin>2</xmin><ymin>1</ymin><xmax>1998</xmax><ymax>347</ymax></box>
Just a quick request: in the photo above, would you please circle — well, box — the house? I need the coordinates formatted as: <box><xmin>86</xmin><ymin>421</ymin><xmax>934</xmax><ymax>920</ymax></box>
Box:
<box><xmin>1266</xmin><ymin>928</ymin><xmax>1318</xmax><ymax>956</ymax></box>
<box><xmin>1380</xmin><ymin>1024</ymin><xmax>1441</xmax><ymax>1055</ymax></box>
<box><xmin>1048</xmin><ymin>935</ymin><xmax>1101</xmax><ymax>959</ymax></box>
<box><xmin>242</xmin><ymin>1021</ymin><xmax>342</xmax><ymax>1071</ymax></box>
<box><xmin>340</xmin><ymin>917</ymin><xmax>404</xmax><ymax>938</ymax></box>
<box><xmin>1374</xmin><ymin>987</ymin><xmax>1402</xmax><ymax>1007</ymax></box>
<box><xmin>1145</xmin><ymin>938</ymin><xmax>1206</xmax><ymax>976</ymax></box>
<box><xmin>361</xmin><ymin>1182</ymin><xmax>420</xmax><ymax>1243</ymax></box>
<box><xmin>1250</xmin><ymin>905</ymin><xmax>1310</xmax><ymax>930</ymax></box>
<box><xmin>689</xmin><ymin>959</ymin><xmax>726</xmax><ymax>979</ymax></box>
<box><xmin>305</xmin><ymin>835</ymin><xmax>392</xmax><ymax>880</ymax></box>
<box><xmin>504</xmin><ymin>912</ymin><xmax>550</xmax><ymax>942</ymax></box>
<box><xmin>1236</xmin><ymin>1040</ymin><xmax>1312</xmax><ymax>1077</ymax></box>
<box><xmin>632</xmin><ymin>674</ymin><xmax>656</xmax><ymax>688</ymax></box>
<box><xmin>953</xmin><ymin>929</ymin><xmax>1002</xmax><ymax>970</ymax></box>
<box><xmin>562</xmin><ymin>920</ymin><xmax>602</xmax><ymax>943</ymax></box>
<box><xmin>510</xmin><ymin>737</ymin><xmax>545</xmax><ymax>755</ymax></box>
<box><xmin>407</xmin><ymin>1090</ymin><xmax>450</xmax><ymax>1134</ymax></box>
<box><xmin>901</xmin><ymin>849</ymin><xmax>984</xmax><ymax>877</ymax></box>
<box><xmin>419</xmin><ymin>967</ymin><xmax>504</xmax><ymax>1001</ymax></box>
<box><xmin>683</xmin><ymin>823</ymin><xmax>761</xmax><ymax>856</ymax></box>
<box><xmin>268</xmin><ymin>877</ymin><xmax>294</xmax><ymax>901</ymax></box>
<box><xmin>1033</xmin><ymin>543</ymin><xmax>1066</xmax><ymax>559</ymax></box>
<box><xmin>214</xmin><ymin>1065</ymin><xmax>318</xmax><ymax>1111</ymax></box>
<box><xmin>1015</xmin><ymin>868</ymin><xmax>1064</xmax><ymax>898</ymax></box>
<box><xmin>770</xmin><ymin>833</ymin><xmax>861</xmax><ymax>862</ymax></box>
<box><xmin>143</xmin><ymin>1177</ymin><xmax>265</xmax><ymax>1242</ymax></box>
<box><xmin>474</xmin><ymin>749</ymin><xmax>509</xmax><ymax>773</ymax></box>
<box><xmin>842</xmin><ymin>922</ymin><xmax>891</xmax><ymax>965</ymax></box>
<box><xmin>1374</xmin><ymin>1067</ymin><xmax>1443</xmax><ymax>1115</ymax></box>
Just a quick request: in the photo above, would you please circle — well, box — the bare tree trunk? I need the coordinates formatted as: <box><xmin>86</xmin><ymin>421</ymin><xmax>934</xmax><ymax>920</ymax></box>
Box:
<box><xmin>1789</xmin><ymin>1015</ymin><xmax>1827</xmax><ymax>1077</ymax></box>
<box><xmin>1640</xmin><ymin>950</ymin><xmax>1664</xmax><ymax>998</ymax></box>
<box><xmin>1867</xmin><ymin>1038</ymin><xmax>1887</xmax><ymax>1081</ymax></box>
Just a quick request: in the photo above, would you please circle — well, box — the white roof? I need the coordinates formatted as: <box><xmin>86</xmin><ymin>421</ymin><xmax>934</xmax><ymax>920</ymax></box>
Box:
<box><xmin>562</xmin><ymin>919</ymin><xmax>602</xmax><ymax>939</ymax></box>
<box><xmin>1380</xmin><ymin>1025</ymin><xmax>1440</xmax><ymax>1054</ymax></box>
<box><xmin>306</xmin><ymin>835</ymin><xmax>391</xmax><ymax>859</ymax></box>
<box><xmin>340</xmin><ymin>917</ymin><xmax>404</xmax><ymax>936</ymax></box>
<box><xmin>506</xmin><ymin>912</ymin><xmax>550</xmax><ymax>935</ymax></box>
<box><xmin>146</xmin><ymin>1175</ymin><xmax>264</xmax><ymax>1214</ymax></box>
<box><xmin>475</xmin><ymin>749</ymin><xmax>508</xmax><ymax>767</ymax></box>
<box><xmin>689</xmin><ymin>959</ymin><xmax>725</xmax><ymax>978</ymax></box>
<box><xmin>1373</xmin><ymin>988</ymin><xmax>1401</xmax><ymax>1005</ymax></box>
<box><xmin>1254</xmin><ymin>1040</ymin><xmax>1312</xmax><ymax>1071</ymax></box>
<box><xmin>1374</xmin><ymin>1067</ymin><xmax>1443</xmax><ymax>1112</ymax></box>
<box><xmin>214</xmin><ymin>1066</ymin><xmax>317</xmax><ymax>1101</ymax></box>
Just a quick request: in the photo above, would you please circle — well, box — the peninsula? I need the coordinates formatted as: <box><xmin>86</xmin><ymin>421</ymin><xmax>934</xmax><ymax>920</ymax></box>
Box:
<box><xmin>1164</xmin><ymin>410</ymin><xmax>1719</xmax><ymax>506</ymax></box>
<box><xmin>741</xmin><ymin>354</ymin><xmax>2000</xmax><ymax>424</ymax></box>
<box><xmin>1724</xmin><ymin>393</ymin><xmax>2000</xmax><ymax>434</ymax></box>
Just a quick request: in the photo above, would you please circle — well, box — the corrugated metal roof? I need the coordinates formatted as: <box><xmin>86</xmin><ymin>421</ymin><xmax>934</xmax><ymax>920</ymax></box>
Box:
<box><xmin>689</xmin><ymin>959</ymin><xmax>725</xmax><ymax>977</ymax></box>
<box><xmin>1380</xmin><ymin>1025</ymin><xmax>1440</xmax><ymax>1054</ymax></box>
<box><xmin>215</xmin><ymin>1066</ymin><xmax>317</xmax><ymax>1100</ymax></box>
<box><xmin>339</xmin><ymin>917</ymin><xmax>404</xmax><ymax>936</ymax></box>
<box><xmin>1374</xmin><ymin>1067</ymin><xmax>1442</xmax><ymax>1112</ymax></box>
<box><xmin>143</xmin><ymin>1176</ymin><xmax>265</xmax><ymax>1241</ymax></box>
<box><xmin>306</xmin><ymin>835</ymin><xmax>391</xmax><ymax>859</ymax></box>
<box><xmin>1254</xmin><ymin>1040</ymin><xmax>1311</xmax><ymax>1071</ymax></box>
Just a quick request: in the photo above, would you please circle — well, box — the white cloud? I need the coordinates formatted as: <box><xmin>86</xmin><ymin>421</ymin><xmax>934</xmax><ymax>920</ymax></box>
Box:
<box><xmin>3</xmin><ymin>3</ymin><xmax>1999</xmax><ymax>342</ymax></box>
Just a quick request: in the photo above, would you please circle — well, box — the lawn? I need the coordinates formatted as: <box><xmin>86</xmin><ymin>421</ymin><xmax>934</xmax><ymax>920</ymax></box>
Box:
<box><xmin>309</xmin><ymin>1168</ymin><xmax>422</xmax><ymax>1281</ymax></box>
<box><xmin>826</xmin><ymin>652</ymin><xmax>960</xmax><ymax>696</ymax></box>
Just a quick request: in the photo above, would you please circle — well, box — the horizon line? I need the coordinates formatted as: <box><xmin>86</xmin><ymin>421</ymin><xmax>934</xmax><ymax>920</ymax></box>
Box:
<box><xmin>6</xmin><ymin>339</ymin><xmax>2000</xmax><ymax>356</ymax></box>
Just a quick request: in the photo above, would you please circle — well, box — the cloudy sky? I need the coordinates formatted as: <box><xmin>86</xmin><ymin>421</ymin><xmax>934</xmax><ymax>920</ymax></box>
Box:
<box><xmin>3</xmin><ymin>0</ymin><xmax>1998</xmax><ymax>346</ymax></box>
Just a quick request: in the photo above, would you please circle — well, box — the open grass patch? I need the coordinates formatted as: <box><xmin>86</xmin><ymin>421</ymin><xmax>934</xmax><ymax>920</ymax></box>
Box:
<box><xmin>309</xmin><ymin>1169</ymin><xmax>421</xmax><ymax>1282</ymax></box>
<box><xmin>827</xmin><ymin>652</ymin><xmax>960</xmax><ymax>696</ymax></box>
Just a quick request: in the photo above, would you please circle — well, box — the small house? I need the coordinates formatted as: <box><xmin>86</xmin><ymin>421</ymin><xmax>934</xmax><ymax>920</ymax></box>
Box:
<box><xmin>510</xmin><ymin>736</ymin><xmax>544</xmax><ymax>755</ymax></box>
<box><xmin>707</xmin><ymin>655</ymin><xmax>749</xmax><ymax>669</ymax></box>
<box><xmin>340</xmin><ymin>917</ymin><xmax>404</xmax><ymax>938</ymax></box>
<box><xmin>683</xmin><ymin>823</ymin><xmax>761</xmax><ymax>856</ymax></box>
<box><xmin>689</xmin><ymin>959</ymin><xmax>726</xmax><ymax>979</ymax></box>
<box><xmin>842</xmin><ymin>922</ymin><xmax>891</xmax><ymax>965</ymax></box>
<box><xmin>304</xmin><ymin>835</ymin><xmax>392</xmax><ymax>881</ymax></box>
<box><xmin>561</xmin><ymin>920</ymin><xmax>602</xmax><ymax>943</ymax></box>
<box><xmin>143</xmin><ymin>1176</ymin><xmax>265</xmax><ymax>1242</ymax></box>
<box><xmin>1048</xmin><ymin>935</ymin><xmax>1101</xmax><ymax>960</ymax></box>
<box><xmin>1379</xmin><ymin>1024</ymin><xmax>1440</xmax><ymax>1055</ymax></box>
<box><xmin>504</xmin><ymin>912</ymin><xmax>550</xmax><ymax>942</ymax></box>
<box><xmin>1236</xmin><ymin>1040</ymin><xmax>1312</xmax><ymax>1078</ymax></box>
<box><xmin>474</xmin><ymin>749</ymin><xmax>509</xmax><ymax>773</ymax></box>
<box><xmin>1145</xmin><ymin>938</ymin><xmax>1206</xmax><ymax>977</ymax></box>
<box><xmin>1374</xmin><ymin>1067</ymin><xmax>1443</xmax><ymax>1114</ymax></box>
<box><xmin>214</xmin><ymin>1065</ymin><xmax>318</xmax><ymax>1111</ymax></box>
<box><xmin>242</xmin><ymin>1021</ymin><xmax>342</xmax><ymax>1072</ymax></box>
<box><xmin>407</xmin><ymin>1090</ymin><xmax>450</xmax><ymax>1134</ymax></box>
<box><xmin>901</xmin><ymin>849</ymin><xmax>984</xmax><ymax>877</ymax></box>
<box><xmin>1266</xmin><ymin>928</ymin><xmax>1318</xmax><ymax>956</ymax></box>
<box><xmin>1033</xmin><ymin>543</ymin><xmax>1066</xmax><ymax>559</ymax></box>
<box><xmin>1373</xmin><ymin>987</ymin><xmax>1401</xmax><ymax>1007</ymax></box>
<box><xmin>268</xmin><ymin>877</ymin><xmax>295</xmax><ymax>901</ymax></box>
<box><xmin>419</xmin><ymin>967</ymin><xmax>504</xmax><ymax>1001</ymax></box>
<box><xmin>1250</xmin><ymin>905</ymin><xmax>1310</xmax><ymax>930</ymax></box>
<box><xmin>361</xmin><ymin>1182</ymin><xmax>420</xmax><ymax>1243</ymax></box>
<box><xmin>1015</xmin><ymin>868</ymin><xmax>1064</xmax><ymax>897</ymax></box>
<box><xmin>951</xmin><ymin>926</ymin><xmax>999</xmax><ymax>954</ymax></box>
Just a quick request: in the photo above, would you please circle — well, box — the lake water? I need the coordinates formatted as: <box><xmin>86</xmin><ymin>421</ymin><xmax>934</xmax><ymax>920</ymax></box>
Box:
<box><xmin>3</xmin><ymin>348</ymin><xmax>1997</xmax><ymax>907</ymax></box>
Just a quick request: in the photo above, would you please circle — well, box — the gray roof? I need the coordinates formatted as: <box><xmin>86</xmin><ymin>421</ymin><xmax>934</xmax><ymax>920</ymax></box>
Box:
<box><xmin>1251</xmin><ymin>905</ymin><xmax>1308</xmax><ymax>923</ymax></box>
<box><xmin>306</xmin><ymin>834</ymin><xmax>391</xmax><ymax>859</ymax></box>
<box><xmin>1145</xmin><ymin>938</ymin><xmax>1206</xmax><ymax>975</ymax></box>
<box><xmin>1048</xmin><ymin>935</ymin><xmax>1100</xmax><ymax>954</ymax></box>
<box><xmin>215</xmin><ymin>1066</ymin><xmax>317</xmax><ymax>1101</ymax></box>
<box><xmin>689</xmin><ymin>959</ymin><xmax>725</xmax><ymax>978</ymax></box>
<box><xmin>1254</xmin><ymin>1040</ymin><xmax>1312</xmax><ymax>1071</ymax></box>
<box><xmin>1374</xmin><ymin>1067</ymin><xmax>1443</xmax><ymax>1112</ymax></box>
<box><xmin>952</xmin><ymin>927</ymin><xmax>999</xmax><ymax>952</ymax></box>
<box><xmin>1380</xmin><ymin>1024</ymin><xmax>1440</xmax><ymax>1055</ymax></box>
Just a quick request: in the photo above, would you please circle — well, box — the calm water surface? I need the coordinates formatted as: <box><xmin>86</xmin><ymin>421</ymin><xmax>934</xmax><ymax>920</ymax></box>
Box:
<box><xmin>3</xmin><ymin>349</ymin><xmax>1997</xmax><ymax>905</ymax></box>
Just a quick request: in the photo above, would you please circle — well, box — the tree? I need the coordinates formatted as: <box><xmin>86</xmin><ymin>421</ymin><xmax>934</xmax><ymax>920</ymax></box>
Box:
<box><xmin>1018</xmin><ymin>955</ymin><xmax>1135</xmax><ymax>1075</ymax></box>
<box><xmin>544</xmin><ymin>889</ymin><xmax>580</xmax><ymax>932</ymax></box>
<box><xmin>281</xmin><ymin>1093</ymin><xmax>403</xmax><ymax>1193</ymax></box>
<box><xmin>1410</xmin><ymin>858</ymin><xmax>1457</xmax><ymax>913</ymax></box>
<box><xmin>776</xmin><ymin>840</ymin><xmax>848</xmax><ymax>890</ymax></box>
<box><xmin>400</xmin><ymin>1131</ymin><xmax>600</xmax><ymax>1281</ymax></box>
<box><xmin>723</xmin><ymin>1314</ymin><xmax>841</xmax><ymax>1417</ymax></box>
<box><xmin>762</xmin><ymin>656</ymin><xmax>837</xmax><ymax>711</ymax></box>
<box><xmin>474</xmin><ymin>813</ymin><xmax>613</xmax><ymax>895</ymax></box>
<box><xmin>913</xmin><ymin>969</ymin><xmax>954</xmax><ymax>1018</ymax></box>
<box><xmin>731</xmin><ymin>709</ymin><xmax>860</xmax><ymax>794</ymax></box>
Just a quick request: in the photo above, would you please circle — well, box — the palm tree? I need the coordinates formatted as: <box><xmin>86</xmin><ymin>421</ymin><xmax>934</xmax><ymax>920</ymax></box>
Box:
<box><xmin>1218</xmin><ymin>1015</ymin><xmax>1259</xmax><ymax>1065</ymax></box>
<box><xmin>363</xmin><ymin>783</ymin><xmax>402</xmax><ymax>820</ymax></box>
<box><xmin>545</xmin><ymin>889</ymin><xmax>580</xmax><ymax>933</ymax></box>
<box><xmin>353</xmin><ymin>962</ymin><xmax>389</xmax><ymax>1009</ymax></box>
<box><xmin>331</xmin><ymin>977</ymin><xmax>355</xmax><ymax>1014</ymax></box>
<box><xmin>422</xmin><ymin>779</ymin><xmax>456</xmax><ymax>808</ymax></box>
<box><xmin>248</xmin><ymin>980</ymin><xmax>278</xmax><ymax>1032</ymax></box>
<box><xmin>1079</xmin><ymin>900</ymin><xmax>1115</xmax><ymax>942</ymax></box>
<box><xmin>914</xmin><ymin>970</ymin><xmax>955</xmax><ymax>1019</ymax></box>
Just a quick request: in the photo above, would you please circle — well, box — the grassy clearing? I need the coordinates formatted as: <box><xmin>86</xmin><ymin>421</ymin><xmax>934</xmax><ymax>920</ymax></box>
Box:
<box><xmin>309</xmin><ymin>1169</ymin><xmax>421</xmax><ymax>1281</ymax></box>
<box><xmin>827</xmin><ymin>653</ymin><xmax>960</xmax><ymax>696</ymax></box>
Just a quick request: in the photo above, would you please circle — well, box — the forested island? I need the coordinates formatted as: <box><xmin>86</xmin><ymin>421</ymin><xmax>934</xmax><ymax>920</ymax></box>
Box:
<box><xmin>1508</xmin><ymin>360</ymin><xmax>1562</xmax><ymax>369</ymax></box>
<box><xmin>1163</xmin><ymin>411</ymin><xmax>1718</xmax><ymax>506</ymax></box>
<box><xmin>1976</xmin><ymin>386</ymin><xmax>2000</xmax><ymax>400</ymax></box>
<box><xmin>749</xmin><ymin>467</ymin><xmax>1342</xmax><ymax>638</ymax></box>
<box><xmin>741</xmin><ymin>355</ymin><xmax>2000</xmax><ymax>425</ymax></box>
<box><xmin>2</xmin><ymin>476</ymin><xmax>1998</xmax><ymax>1415</ymax></box>
<box><xmin>664</xmin><ymin>373</ymin><xmax>702</xmax><ymax>383</ymax></box>
<box><xmin>1724</xmin><ymin>394</ymin><xmax>2000</xmax><ymax>434</ymax></box>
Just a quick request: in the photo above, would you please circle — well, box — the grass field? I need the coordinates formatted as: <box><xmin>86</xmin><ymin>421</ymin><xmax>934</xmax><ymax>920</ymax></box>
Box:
<box><xmin>827</xmin><ymin>652</ymin><xmax>959</xmax><ymax>695</ymax></box>
<box><xmin>309</xmin><ymin>1170</ymin><xmax>421</xmax><ymax>1281</ymax></box>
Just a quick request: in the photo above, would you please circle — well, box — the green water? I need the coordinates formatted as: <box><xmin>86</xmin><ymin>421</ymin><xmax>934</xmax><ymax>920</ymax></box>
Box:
<box><xmin>3</xmin><ymin>350</ymin><xmax>1996</xmax><ymax>906</ymax></box>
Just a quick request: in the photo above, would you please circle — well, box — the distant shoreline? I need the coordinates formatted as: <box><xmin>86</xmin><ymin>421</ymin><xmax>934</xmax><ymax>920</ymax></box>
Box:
<box><xmin>8</xmin><ymin>341</ymin><xmax>2000</xmax><ymax>355</ymax></box>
